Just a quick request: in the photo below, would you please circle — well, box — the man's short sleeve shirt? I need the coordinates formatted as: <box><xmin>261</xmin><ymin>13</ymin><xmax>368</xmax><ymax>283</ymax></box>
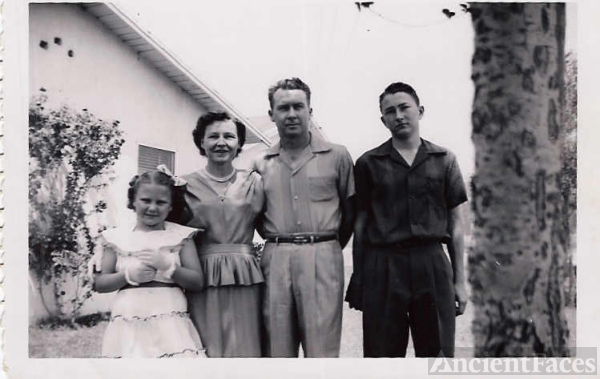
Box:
<box><xmin>354</xmin><ymin>138</ymin><xmax>467</xmax><ymax>244</ymax></box>
<box><xmin>253</xmin><ymin>133</ymin><xmax>355</xmax><ymax>235</ymax></box>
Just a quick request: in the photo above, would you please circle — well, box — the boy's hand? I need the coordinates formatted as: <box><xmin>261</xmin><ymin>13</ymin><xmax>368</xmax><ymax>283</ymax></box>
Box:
<box><xmin>345</xmin><ymin>273</ymin><xmax>364</xmax><ymax>311</ymax></box>
<box><xmin>455</xmin><ymin>282</ymin><xmax>468</xmax><ymax>316</ymax></box>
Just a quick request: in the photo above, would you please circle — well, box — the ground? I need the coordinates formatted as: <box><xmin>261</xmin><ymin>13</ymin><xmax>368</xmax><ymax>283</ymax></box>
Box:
<box><xmin>29</xmin><ymin>266</ymin><xmax>575</xmax><ymax>358</ymax></box>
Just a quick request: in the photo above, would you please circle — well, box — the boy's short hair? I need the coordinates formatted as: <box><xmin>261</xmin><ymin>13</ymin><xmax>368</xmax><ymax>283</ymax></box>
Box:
<box><xmin>379</xmin><ymin>82</ymin><xmax>421</xmax><ymax>109</ymax></box>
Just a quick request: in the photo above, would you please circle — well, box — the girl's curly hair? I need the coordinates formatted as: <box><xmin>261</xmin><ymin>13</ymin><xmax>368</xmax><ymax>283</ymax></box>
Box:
<box><xmin>127</xmin><ymin>170</ymin><xmax>187</xmax><ymax>223</ymax></box>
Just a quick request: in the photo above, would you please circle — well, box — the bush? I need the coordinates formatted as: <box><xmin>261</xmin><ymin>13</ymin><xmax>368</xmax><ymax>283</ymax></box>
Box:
<box><xmin>29</xmin><ymin>89</ymin><xmax>125</xmax><ymax>321</ymax></box>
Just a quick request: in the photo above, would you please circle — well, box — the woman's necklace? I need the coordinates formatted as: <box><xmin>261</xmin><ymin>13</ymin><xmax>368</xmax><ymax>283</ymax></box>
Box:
<box><xmin>202</xmin><ymin>167</ymin><xmax>235</xmax><ymax>201</ymax></box>
<box><xmin>203</xmin><ymin>167</ymin><xmax>236</xmax><ymax>183</ymax></box>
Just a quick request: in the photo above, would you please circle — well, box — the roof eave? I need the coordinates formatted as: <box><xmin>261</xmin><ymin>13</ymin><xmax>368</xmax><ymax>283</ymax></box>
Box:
<box><xmin>81</xmin><ymin>3</ymin><xmax>272</xmax><ymax>146</ymax></box>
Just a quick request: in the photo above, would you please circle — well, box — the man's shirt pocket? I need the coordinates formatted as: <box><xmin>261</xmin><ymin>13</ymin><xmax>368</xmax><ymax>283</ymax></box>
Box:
<box><xmin>309</xmin><ymin>176</ymin><xmax>337</xmax><ymax>202</ymax></box>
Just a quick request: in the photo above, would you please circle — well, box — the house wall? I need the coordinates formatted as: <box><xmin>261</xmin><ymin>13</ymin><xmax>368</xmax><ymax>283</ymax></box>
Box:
<box><xmin>28</xmin><ymin>4</ymin><xmax>216</xmax><ymax>322</ymax></box>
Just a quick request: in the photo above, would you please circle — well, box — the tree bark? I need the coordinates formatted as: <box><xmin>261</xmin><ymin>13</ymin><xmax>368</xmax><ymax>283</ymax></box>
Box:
<box><xmin>469</xmin><ymin>3</ymin><xmax>570</xmax><ymax>356</ymax></box>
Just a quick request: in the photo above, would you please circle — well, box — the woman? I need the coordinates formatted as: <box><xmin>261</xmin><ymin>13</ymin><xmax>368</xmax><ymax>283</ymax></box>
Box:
<box><xmin>179</xmin><ymin>111</ymin><xmax>264</xmax><ymax>357</ymax></box>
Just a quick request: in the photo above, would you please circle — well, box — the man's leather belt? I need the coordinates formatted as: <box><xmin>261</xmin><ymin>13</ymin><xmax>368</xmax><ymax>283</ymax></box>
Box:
<box><xmin>265</xmin><ymin>234</ymin><xmax>338</xmax><ymax>244</ymax></box>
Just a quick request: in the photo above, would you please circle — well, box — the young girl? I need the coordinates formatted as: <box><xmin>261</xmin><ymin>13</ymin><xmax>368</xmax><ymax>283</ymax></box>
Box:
<box><xmin>94</xmin><ymin>170</ymin><xmax>206</xmax><ymax>358</ymax></box>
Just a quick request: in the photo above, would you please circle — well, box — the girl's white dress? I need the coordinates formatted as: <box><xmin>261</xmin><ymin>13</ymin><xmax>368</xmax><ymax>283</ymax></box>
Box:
<box><xmin>100</xmin><ymin>221</ymin><xmax>206</xmax><ymax>358</ymax></box>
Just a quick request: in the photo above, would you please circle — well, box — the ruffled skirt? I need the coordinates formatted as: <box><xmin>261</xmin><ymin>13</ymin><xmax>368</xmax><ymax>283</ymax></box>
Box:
<box><xmin>198</xmin><ymin>244</ymin><xmax>264</xmax><ymax>287</ymax></box>
<box><xmin>102</xmin><ymin>287</ymin><xmax>206</xmax><ymax>358</ymax></box>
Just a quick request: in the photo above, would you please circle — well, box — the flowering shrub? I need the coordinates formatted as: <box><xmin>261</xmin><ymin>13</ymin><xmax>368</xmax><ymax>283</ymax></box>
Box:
<box><xmin>29</xmin><ymin>90</ymin><xmax>125</xmax><ymax>322</ymax></box>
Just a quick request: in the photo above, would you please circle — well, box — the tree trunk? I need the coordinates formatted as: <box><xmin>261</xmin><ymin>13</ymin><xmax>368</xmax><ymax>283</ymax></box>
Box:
<box><xmin>469</xmin><ymin>3</ymin><xmax>569</xmax><ymax>357</ymax></box>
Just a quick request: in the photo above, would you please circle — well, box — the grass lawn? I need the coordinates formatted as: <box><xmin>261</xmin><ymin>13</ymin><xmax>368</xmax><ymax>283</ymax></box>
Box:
<box><xmin>29</xmin><ymin>321</ymin><xmax>107</xmax><ymax>358</ymax></box>
<box><xmin>29</xmin><ymin>267</ymin><xmax>576</xmax><ymax>358</ymax></box>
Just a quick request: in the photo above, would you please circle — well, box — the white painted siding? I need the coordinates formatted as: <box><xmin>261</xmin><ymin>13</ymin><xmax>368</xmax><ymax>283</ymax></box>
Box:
<box><xmin>28</xmin><ymin>4</ymin><xmax>217</xmax><ymax>321</ymax></box>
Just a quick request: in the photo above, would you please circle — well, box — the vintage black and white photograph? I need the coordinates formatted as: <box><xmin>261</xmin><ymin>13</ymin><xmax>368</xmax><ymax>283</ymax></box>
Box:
<box><xmin>3</xmin><ymin>0</ymin><xmax>599</xmax><ymax>377</ymax></box>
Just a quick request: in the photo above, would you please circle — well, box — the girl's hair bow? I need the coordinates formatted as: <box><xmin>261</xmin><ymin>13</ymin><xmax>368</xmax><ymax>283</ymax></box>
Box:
<box><xmin>156</xmin><ymin>164</ymin><xmax>187</xmax><ymax>187</ymax></box>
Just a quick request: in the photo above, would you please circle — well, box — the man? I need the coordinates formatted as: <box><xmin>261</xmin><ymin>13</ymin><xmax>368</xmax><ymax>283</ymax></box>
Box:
<box><xmin>345</xmin><ymin>82</ymin><xmax>467</xmax><ymax>357</ymax></box>
<box><xmin>253</xmin><ymin>77</ymin><xmax>355</xmax><ymax>357</ymax></box>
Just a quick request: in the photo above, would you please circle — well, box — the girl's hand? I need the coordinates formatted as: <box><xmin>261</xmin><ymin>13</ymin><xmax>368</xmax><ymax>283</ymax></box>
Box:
<box><xmin>127</xmin><ymin>261</ymin><xmax>157</xmax><ymax>284</ymax></box>
<box><xmin>137</xmin><ymin>249</ymin><xmax>175</xmax><ymax>271</ymax></box>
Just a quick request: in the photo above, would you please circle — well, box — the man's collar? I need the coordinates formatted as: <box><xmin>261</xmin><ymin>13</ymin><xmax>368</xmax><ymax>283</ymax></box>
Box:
<box><xmin>265</xmin><ymin>131</ymin><xmax>331</xmax><ymax>157</ymax></box>
<box><xmin>310</xmin><ymin>132</ymin><xmax>331</xmax><ymax>153</ymax></box>
<box><xmin>372</xmin><ymin>138</ymin><xmax>447</xmax><ymax>156</ymax></box>
<box><xmin>371</xmin><ymin>139</ymin><xmax>394</xmax><ymax>156</ymax></box>
<box><xmin>265</xmin><ymin>141</ymin><xmax>281</xmax><ymax>157</ymax></box>
<box><xmin>421</xmin><ymin>139</ymin><xmax>447</xmax><ymax>154</ymax></box>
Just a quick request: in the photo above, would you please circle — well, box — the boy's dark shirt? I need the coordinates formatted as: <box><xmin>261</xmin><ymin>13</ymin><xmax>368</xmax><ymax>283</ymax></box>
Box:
<box><xmin>354</xmin><ymin>138</ymin><xmax>467</xmax><ymax>245</ymax></box>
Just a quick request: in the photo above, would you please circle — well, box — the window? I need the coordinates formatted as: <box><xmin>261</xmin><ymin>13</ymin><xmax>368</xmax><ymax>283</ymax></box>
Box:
<box><xmin>138</xmin><ymin>145</ymin><xmax>175</xmax><ymax>174</ymax></box>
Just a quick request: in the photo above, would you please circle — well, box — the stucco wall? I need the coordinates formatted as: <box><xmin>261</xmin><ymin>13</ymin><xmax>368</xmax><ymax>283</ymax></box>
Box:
<box><xmin>29</xmin><ymin>4</ymin><xmax>216</xmax><ymax>321</ymax></box>
<box><xmin>29</xmin><ymin>3</ymin><xmax>211</xmax><ymax>216</ymax></box>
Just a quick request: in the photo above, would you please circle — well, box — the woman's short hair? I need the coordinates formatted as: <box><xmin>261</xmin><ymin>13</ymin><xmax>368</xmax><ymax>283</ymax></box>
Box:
<box><xmin>192</xmin><ymin>111</ymin><xmax>246</xmax><ymax>156</ymax></box>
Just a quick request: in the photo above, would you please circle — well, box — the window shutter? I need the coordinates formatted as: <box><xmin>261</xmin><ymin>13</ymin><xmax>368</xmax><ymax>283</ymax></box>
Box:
<box><xmin>138</xmin><ymin>145</ymin><xmax>175</xmax><ymax>174</ymax></box>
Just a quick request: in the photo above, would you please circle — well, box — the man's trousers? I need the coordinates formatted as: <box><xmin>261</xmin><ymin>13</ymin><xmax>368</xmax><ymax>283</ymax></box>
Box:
<box><xmin>362</xmin><ymin>242</ymin><xmax>456</xmax><ymax>357</ymax></box>
<box><xmin>261</xmin><ymin>240</ymin><xmax>344</xmax><ymax>357</ymax></box>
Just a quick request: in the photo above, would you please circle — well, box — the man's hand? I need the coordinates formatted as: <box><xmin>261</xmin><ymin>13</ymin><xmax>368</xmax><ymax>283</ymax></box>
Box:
<box><xmin>454</xmin><ymin>282</ymin><xmax>468</xmax><ymax>316</ymax></box>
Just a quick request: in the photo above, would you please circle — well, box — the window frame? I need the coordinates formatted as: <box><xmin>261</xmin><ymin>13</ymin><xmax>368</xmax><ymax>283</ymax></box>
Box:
<box><xmin>137</xmin><ymin>143</ymin><xmax>177</xmax><ymax>175</ymax></box>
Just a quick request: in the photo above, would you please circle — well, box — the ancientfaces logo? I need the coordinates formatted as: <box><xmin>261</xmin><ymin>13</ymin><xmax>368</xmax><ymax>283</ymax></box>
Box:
<box><xmin>428</xmin><ymin>348</ymin><xmax>597</xmax><ymax>375</ymax></box>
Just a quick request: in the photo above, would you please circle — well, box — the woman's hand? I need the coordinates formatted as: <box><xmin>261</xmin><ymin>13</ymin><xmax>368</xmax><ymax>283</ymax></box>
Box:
<box><xmin>137</xmin><ymin>249</ymin><xmax>175</xmax><ymax>271</ymax></box>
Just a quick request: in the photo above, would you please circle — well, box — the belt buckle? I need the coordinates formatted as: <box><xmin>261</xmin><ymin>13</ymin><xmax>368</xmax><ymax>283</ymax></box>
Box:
<box><xmin>293</xmin><ymin>235</ymin><xmax>308</xmax><ymax>244</ymax></box>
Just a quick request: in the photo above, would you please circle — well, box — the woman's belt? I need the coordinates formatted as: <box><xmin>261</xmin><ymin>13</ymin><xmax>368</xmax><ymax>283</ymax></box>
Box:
<box><xmin>199</xmin><ymin>244</ymin><xmax>253</xmax><ymax>255</ymax></box>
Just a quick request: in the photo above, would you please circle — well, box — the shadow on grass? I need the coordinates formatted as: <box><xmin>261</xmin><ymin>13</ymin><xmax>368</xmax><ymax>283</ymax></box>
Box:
<box><xmin>36</xmin><ymin>312</ymin><xmax>111</xmax><ymax>330</ymax></box>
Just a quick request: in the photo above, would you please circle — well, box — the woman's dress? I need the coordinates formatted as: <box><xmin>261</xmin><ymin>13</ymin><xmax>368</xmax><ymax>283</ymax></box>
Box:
<box><xmin>182</xmin><ymin>168</ymin><xmax>265</xmax><ymax>357</ymax></box>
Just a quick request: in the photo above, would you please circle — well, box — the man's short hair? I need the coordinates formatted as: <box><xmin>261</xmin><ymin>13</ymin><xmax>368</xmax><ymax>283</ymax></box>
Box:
<box><xmin>379</xmin><ymin>82</ymin><xmax>421</xmax><ymax>109</ymax></box>
<box><xmin>268</xmin><ymin>77</ymin><xmax>312</xmax><ymax>109</ymax></box>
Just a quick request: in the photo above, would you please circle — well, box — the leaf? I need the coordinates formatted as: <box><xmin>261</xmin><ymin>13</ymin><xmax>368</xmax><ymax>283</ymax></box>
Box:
<box><xmin>29</xmin><ymin>92</ymin><xmax>125</xmax><ymax>320</ymax></box>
